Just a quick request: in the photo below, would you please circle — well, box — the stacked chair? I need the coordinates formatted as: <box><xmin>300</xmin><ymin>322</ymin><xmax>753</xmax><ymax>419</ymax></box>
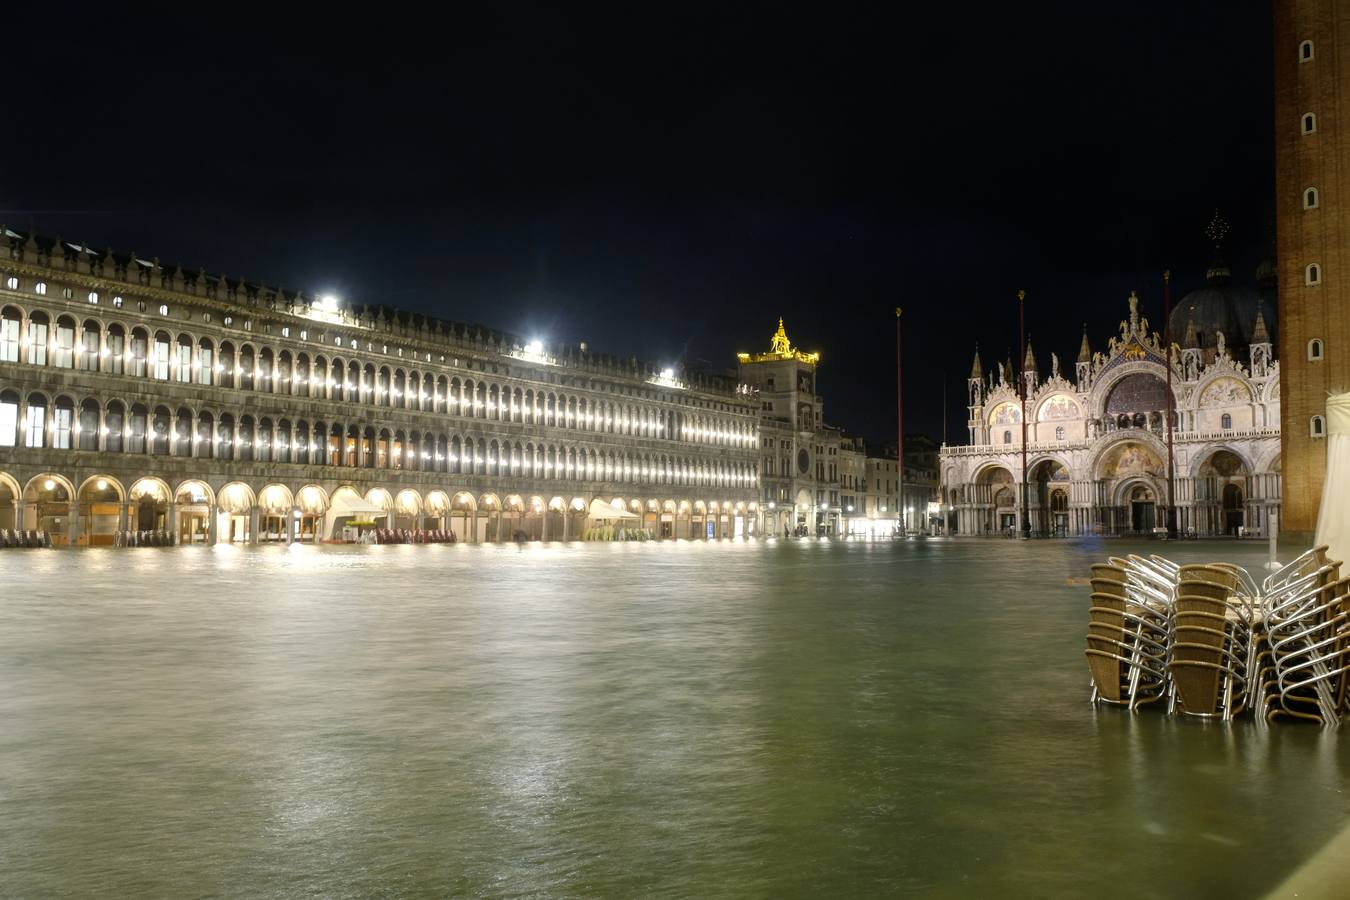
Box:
<box><xmin>1084</xmin><ymin>545</ymin><xmax>1350</xmax><ymax>726</ymax></box>
<box><xmin>1260</xmin><ymin>547</ymin><xmax>1348</xmax><ymax>724</ymax></box>
<box><xmin>1169</xmin><ymin>564</ymin><xmax>1254</xmax><ymax>720</ymax></box>
<box><xmin>1084</xmin><ymin>560</ymin><xmax>1170</xmax><ymax>710</ymax></box>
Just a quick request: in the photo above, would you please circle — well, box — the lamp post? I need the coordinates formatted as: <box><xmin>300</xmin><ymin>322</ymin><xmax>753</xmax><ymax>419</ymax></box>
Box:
<box><xmin>1164</xmin><ymin>270</ymin><xmax>1178</xmax><ymax>539</ymax></box>
<box><xmin>896</xmin><ymin>307</ymin><xmax>905</xmax><ymax>535</ymax></box>
<box><xmin>1018</xmin><ymin>290</ymin><xmax>1030</xmax><ymax>539</ymax></box>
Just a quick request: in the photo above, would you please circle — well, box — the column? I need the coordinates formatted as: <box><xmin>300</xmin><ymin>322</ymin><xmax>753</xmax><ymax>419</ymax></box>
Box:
<box><xmin>207</xmin><ymin>504</ymin><xmax>219</xmax><ymax>545</ymax></box>
<box><xmin>67</xmin><ymin>501</ymin><xmax>80</xmax><ymax>547</ymax></box>
<box><xmin>118</xmin><ymin>501</ymin><xmax>130</xmax><ymax>533</ymax></box>
<box><xmin>285</xmin><ymin>507</ymin><xmax>298</xmax><ymax>543</ymax></box>
<box><xmin>562</xmin><ymin>510</ymin><xmax>571</xmax><ymax>541</ymax></box>
<box><xmin>248</xmin><ymin>507</ymin><xmax>260</xmax><ymax>545</ymax></box>
<box><xmin>470</xmin><ymin>510</ymin><xmax>479</xmax><ymax>543</ymax></box>
<box><xmin>167</xmin><ymin>501</ymin><xmax>178</xmax><ymax>545</ymax></box>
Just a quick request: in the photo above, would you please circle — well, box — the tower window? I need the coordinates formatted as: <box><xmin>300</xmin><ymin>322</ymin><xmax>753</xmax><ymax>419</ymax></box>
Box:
<box><xmin>1003</xmin><ymin>430</ymin><xmax>1012</xmax><ymax>444</ymax></box>
<box><xmin>1305</xmin><ymin>187</ymin><xmax>1319</xmax><ymax>209</ymax></box>
<box><xmin>1311</xmin><ymin>415</ymin><xmax>1327</xmax><ymax>438</ymax></box>
<box><xmin>1221</xmin><ymin>414</ymin><xmax>1232</xmax><ymax>431</ymax></box>
<box><xmin>1307</xmin><ymin>263</ymin><xmax>1322</xmax><ymax>285</ymax></box>
<box><xmin>1309</xmin><ymin>339</ymin><xmax>1325</xmax><ymax>361</ymax></box>
<box><xmin>1300</xmin><ymin>40</ymin><xmax>1314</xmax><ymax>61</ymax></box>
<box><xmin>1303</xmin><ymin>113</ymin><xmax>1317</xmax><ymax>134</ymax></box>
<box><xmin>34</xmin><ymin>281</ymin><xmax>47</xmax><ymax>296</ymax></box>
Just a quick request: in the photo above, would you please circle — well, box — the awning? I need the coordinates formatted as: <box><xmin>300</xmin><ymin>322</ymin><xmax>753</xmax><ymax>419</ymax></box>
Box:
<box><xmin>331</xmin><ymin>493</ymin><xmax>389</xmax><ymax>517</ymax></box>
<box><xmin>1315</xmin><ymin>392</ymin><xmax>1350</xmax><ymax>569</ymax></box>
<box><xmin>588</xmin><ymin>499</ymin><xmax>641</xmax><ymax>519</ymax></box>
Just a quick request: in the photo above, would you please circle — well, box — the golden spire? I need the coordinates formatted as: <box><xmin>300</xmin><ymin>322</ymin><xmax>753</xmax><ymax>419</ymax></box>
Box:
<box><xmin>769</xmin><ymin>317</ymin><xmax>792</xmax><ymax>355</ymax></box>
<box><xmin>737</xmin><ymin>317</ymin><xmax>821</xmax><ymax>365</ymax></box>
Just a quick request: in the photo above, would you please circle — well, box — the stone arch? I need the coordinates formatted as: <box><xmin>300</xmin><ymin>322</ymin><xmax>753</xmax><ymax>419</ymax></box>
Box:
<box><xmin>1188</xmin><ymin>445</ymin><xmax>1255</xmax><ymax>479</ymax></box>
<box><xmin>77</xmin><ymin>473</ymin><xmax>126</xmax><ymax>502</ymax></box>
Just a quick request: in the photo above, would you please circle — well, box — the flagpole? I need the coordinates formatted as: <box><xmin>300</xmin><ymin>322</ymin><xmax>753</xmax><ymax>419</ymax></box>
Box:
<box><xmin>1164</xmin><ymin>270</ymin><xmax>1178</xmax><ymax>539</ymax></box>
<box><xmin>1018</xmin><ymin>290</ymin><xmax>1030</xmax><ymax>539</ymax></box>
<box><xmin>896</xmin><ymin>307</ymin><xmax>904</xmax><ymax>536</ymax></box>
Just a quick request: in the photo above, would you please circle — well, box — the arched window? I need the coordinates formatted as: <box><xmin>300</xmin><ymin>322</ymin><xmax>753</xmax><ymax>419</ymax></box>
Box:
<box><xmin>106</xmin><ymin>324</ymin><xmax>125</xmax><ymax>375</ymax></box>
<box><xmin>152</xmin><ymin>331</ymin><xmax>171</xmax><ymax>379</ymax></box>
<box><xmin>27</xmin><ymin>312</ymin><xmax>49</xmax><ymax>365</ymax></box>
<box><xmin>78</xmin><ymin>399</ymin><xmax>99</xmax><ymax>451</ymax></box>
<box><xmin>1307</xmin><ymin>263</ymin><xmax>1322</xmax><ymax>285</ymax></box>
<box><xmin>0</xmin><ymin>306</ymin><xmax>20</xmax><ymax>362</ymax></box>
<box><xmin>1305</xmin><ymin>187</ymin><xmax>1319</xmax><ymax>209</ymax></box>
<box><xmin>1221</xmin><ymin>413</ymin><xmax>1232</xmax><ymax>431</ymax></box>
<box><xmin>1003</xmin><ymin>430</ymin><xmax>1012</xmax><ymax>444</ymax></box>
<box><xmin>79</xmin><ymin>320</ymin><xmax>100</xmax><ymax>371</ymax></box>
<box><xmin>1300</xmin><ymin>40</ymin><xmax>1314</xmax><ymax>61</ymax></box>
<box><xmin>175</xmin><ymin>335</ymin><xmax>193</xmax><ymax>383</ymax></box>
<box><xmin>1312</xmin><ymin>415</ymin><xmax>1327</xmax><ymax>438</ymax></box>
<box><xmin>53</xmin><ymin>317</ymin><xmax>75</xmax><ymax>368</ymax></box>
<box><xmin>52</xmin><ymin>397</ymin><xmax>73</xmax><ymax>448</ymax></box>
<box><xmin>23</xmin><ymin>393</ymin><xmax>47</xmax><ymax>447</ymax></box>
<box><xmin>0</xmin><ymin>390</ymin><xmax>18</xmax><ymax>447</ymax></box>
<box><xmin>1055</xmin><ymin>425</ymin><xmax>1065</xmax><ymax>441</ymax></box>
<box><xmin>1309</xmin><ymin>338</ymin><xmax>1325</xmax><ymax>361</ymax></box>
<box><xmin>1303</xmin><ymin>112</ymin><xmax>1317</xmax><ymax>134</ymax></box>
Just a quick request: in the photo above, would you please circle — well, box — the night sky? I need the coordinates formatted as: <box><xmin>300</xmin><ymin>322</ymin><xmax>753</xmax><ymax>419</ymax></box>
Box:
<box><xmin>4</xmin><ymin>3</ymin><xmax>1273</xmax><ymax>447</ymax></box>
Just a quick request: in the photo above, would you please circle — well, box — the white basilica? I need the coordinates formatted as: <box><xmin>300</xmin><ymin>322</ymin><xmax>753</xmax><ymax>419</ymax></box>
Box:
<box><xmin>940</xmin><ymin>266</ymin><xmax>1281</xmax><ymax>538</ymax></box>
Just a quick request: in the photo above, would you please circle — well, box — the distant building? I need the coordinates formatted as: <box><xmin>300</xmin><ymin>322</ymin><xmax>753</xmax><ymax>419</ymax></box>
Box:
<box><xmin>1274</xmin><ymin>0</ymin><xmax>1350</xmax><ymax>538</ymax></box>
<box><xmin>738</xmin><ymin>319</ymin><xmax>925</xmax><ymax>537</ymax></box>
<box><xmin>940</xmin><ymin>264</ymin><xmax>1281</xmax><ymax>537</ymax></box>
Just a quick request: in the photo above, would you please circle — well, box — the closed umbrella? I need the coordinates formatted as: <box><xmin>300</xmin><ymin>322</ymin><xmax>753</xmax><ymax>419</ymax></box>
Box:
<box><xmin>1314</xmin><ymin>392</ymin><xmax>1350</xmax><ymax>568</ymax></box>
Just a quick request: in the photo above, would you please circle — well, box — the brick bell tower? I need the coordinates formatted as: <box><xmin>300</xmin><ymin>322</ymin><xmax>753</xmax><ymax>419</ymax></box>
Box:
<box><xmin>1275</xmin><ymin>0</ymin><xmax>1350</xmax><ymax>540</ymax></box>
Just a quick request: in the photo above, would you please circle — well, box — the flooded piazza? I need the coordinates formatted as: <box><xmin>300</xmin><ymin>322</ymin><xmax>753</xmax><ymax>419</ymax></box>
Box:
<box><xmin>1</xmin><ymin>538</ymin><xmax>1346</xmax><ymax>898</ymax></box>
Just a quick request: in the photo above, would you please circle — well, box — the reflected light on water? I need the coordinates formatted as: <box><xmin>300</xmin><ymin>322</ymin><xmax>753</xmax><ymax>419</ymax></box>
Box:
<box><xmin>0</xmin><ymin>538</ymin><xmax>1341</xmax><ymax>896</ymax></box>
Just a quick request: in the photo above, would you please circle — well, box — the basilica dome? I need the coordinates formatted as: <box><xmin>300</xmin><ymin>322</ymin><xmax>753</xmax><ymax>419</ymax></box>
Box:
<box><xmin>1168</xmin><ymin>263</ymin><xmax>1266</xmax><ymax>351</ymax></box>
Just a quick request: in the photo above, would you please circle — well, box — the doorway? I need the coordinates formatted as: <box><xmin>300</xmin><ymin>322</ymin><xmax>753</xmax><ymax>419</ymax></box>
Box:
<box><xmin>1129</xmin><ymin>485</ymin><xmax>1155</xmax><ymax>533</ymax></box>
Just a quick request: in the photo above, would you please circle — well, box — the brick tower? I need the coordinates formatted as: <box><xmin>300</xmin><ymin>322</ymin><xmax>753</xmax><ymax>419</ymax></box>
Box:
<box><xmin>1274</xmin><ymin>0</ymin><xmax>1350</xmax><ymax>539</ymax></box>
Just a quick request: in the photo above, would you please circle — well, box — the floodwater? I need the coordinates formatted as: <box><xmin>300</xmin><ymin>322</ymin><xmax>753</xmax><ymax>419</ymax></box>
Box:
<box><xmin>0</xmin><ymin>538</ymin><xmax>1346</xmax><ymax>898</ymax></box>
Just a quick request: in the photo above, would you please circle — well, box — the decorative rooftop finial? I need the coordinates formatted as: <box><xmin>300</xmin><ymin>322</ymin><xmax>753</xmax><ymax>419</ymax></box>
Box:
<box><xmin>1078</xmin><ymin>324</ymin><xmax>1092</xmax><ymax>363</ymax></box>
<box><xmin>1205</xmin><ymin>210</ymin><xmax>1230</xmax><ymax>250</ymax></box>
<box><xmin>969</xmin><ymin>345</ymin><xmax>983</xmax><ymax>379</ymax></box>
<box><xmin>1252</xmin><ymin>301</ymin><xmax>1271</xmax><ymax>343</ymax></box>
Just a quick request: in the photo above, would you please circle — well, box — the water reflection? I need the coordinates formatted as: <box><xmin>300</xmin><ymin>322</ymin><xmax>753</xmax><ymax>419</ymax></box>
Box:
<box><xmin>0</xmin><ymin>539</ymin><xmax>1341</xmax><ymax>896</ymax></box>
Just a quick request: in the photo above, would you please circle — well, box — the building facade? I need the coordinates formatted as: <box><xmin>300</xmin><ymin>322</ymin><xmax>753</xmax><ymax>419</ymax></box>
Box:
<box><xmin>941</xmin><ymin>282</ymin><xmax>1282</xmax><ymax>537</ymax></box>
<box><xmin>0</xmin><ymin>230</ymin><xmax>764</xmax><ymax>544</ymax></box>
<box><xmin>738</xmin><ymin>319</ymin><xmax>917</xmax><ymax>538</ymax></box>
<box><xmin>1274</xmin><ymin>0</ymin><xmax>1350</xmax><ymax>538</ymax></box>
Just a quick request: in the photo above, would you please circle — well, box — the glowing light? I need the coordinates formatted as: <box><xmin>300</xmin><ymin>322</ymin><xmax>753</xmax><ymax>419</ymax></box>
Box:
<box><xmin>320</xmin><ymin>294</ymin><xmax>339</xmax><ymax>312</ymax></box>
<box><xmin>96</xmin><ymin>479</ymin><xmax>107</xmax><ymax>490</ymax></box>
<box><xmin>525</xmin><ymin>339</ymin><xmax>544</xmax><ymax>355</ymax></box>
<box><xmin>43</xmin><ymin>479</ymin><xmax>55</xmax><ymax>491</ymax></box>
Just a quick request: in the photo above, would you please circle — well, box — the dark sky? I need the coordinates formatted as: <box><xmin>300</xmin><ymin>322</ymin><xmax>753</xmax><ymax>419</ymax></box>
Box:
<box><xmin>3</xmin><ymin>3</ymin><xmax>1273</xmax><ymax>446</ymax></box>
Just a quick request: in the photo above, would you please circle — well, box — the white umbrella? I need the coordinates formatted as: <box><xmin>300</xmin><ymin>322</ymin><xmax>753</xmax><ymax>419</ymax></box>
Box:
<box><xmin>587</xmin><ymin>499</ymin><xmax>640</xmax><ymax>520</ymax></box>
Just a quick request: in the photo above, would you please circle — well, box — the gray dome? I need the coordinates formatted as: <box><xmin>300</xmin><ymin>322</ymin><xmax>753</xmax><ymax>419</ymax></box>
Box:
<box><xmin>1168</xmin><ymin>266</ymin><xmax>1263</xmax><ymax>351</ymax></box>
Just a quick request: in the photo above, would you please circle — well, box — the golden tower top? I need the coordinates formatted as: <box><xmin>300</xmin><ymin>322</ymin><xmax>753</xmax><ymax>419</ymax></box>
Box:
<box><xmin>737</xmin><ymin>317</ymin><xmax>821</xmax><ymax>365</ymax></box>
